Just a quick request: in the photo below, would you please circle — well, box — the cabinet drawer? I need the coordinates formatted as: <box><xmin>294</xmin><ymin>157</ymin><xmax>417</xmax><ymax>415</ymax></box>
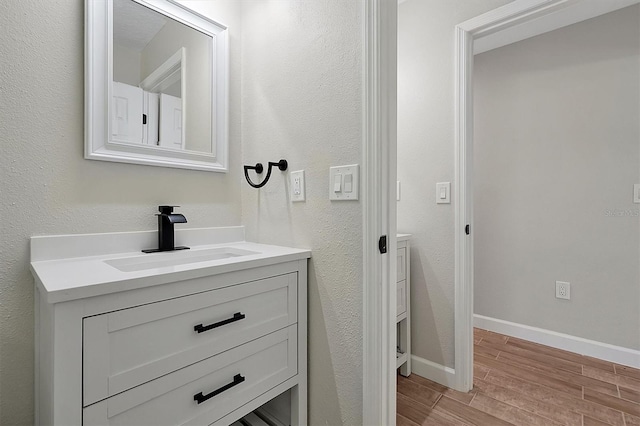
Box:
<box><xmin>397</xmin><ymin>280</ymin><xmax>407</xmax><ymax>318</ymax></box>
<box><xmin>83</xmin><ymin>273</ymin><xmax>297</xmax><ymax>406</ymax></box>
<box><xmin>397</xmin><ymin>248</ymin><xmax>406</xmax><ymax>282</ymax></box>
<box><xmin>83</xmin><ymin>326</ymin><xmax>297</xmax><ymax>426</ymax></box>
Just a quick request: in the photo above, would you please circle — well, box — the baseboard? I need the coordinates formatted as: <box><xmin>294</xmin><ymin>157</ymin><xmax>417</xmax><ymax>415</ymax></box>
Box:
<box><xmin>474</xmin><ymin>314</ymin><xmax>640</xmax><ymax>369</ymax></box>
<box><xmin>410</xmin><ymin>355</ymin><xmax>457</xmax><ymax>388</ymax></box>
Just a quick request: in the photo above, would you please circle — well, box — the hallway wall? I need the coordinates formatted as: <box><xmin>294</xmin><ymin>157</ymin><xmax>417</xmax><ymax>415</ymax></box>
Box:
<box><xmin>397</xmin><ymin>0</ymin><xmax>513</xmax><ymax>369</ymax></box>
<box><xmin>474</xmin><ymin>6</ymin><xmax>640</xmax><ymax>350</ymax></box>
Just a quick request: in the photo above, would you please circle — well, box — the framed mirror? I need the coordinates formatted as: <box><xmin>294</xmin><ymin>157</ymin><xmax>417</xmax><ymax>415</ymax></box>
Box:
<box><xmin>86</xmin><ymin>0</ymin><xmax>228</xmax><ymax>172</ymax></box>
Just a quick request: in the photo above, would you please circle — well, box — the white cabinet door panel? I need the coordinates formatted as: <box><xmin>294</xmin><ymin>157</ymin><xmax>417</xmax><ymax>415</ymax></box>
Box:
<box><xmin>112</xmin><ymin>82</ymin><xmax>143</xmax><ymax>144</ymax></box>
<box><xmin>397</xmin><ymin>248</ymin><xmax>406</xmax><ymax>282</ymax></box>
<box><xmin>159</xmin><ymin>93</ymin><xmax>183</xmax><ymax>149</ymax></box>
<box><xmin>397</xmin><ymin>280</ymin><xmax>407</xmax><ymax>318</ymax></box>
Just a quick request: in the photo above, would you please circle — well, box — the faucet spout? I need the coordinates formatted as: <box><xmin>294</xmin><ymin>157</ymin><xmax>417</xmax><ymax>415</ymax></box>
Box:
<box><xmin>142</xmin><ymin>206</ymin><xmax>190</xmax><ymax>253</ymax></box>
<box><xmin>163</xmin><ymin>213</ymin><xmax>187</xmax><ymax>224</ymax></box>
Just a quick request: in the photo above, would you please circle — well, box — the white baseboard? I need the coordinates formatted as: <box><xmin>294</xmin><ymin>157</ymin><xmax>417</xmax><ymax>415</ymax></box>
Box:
<box><xmin>410</xmin><ymin>355</ymin><xmax>457</xmax><ymax>388</ymax></box>
<box><xmin>474</xmin><ymin>314</ymin><xmax>640</xmax><ymax>369</ymax></box>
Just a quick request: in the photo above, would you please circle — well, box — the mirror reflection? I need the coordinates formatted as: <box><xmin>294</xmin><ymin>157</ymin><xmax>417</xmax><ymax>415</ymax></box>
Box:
<box><xmin>112</xmin><ymin>0</ymin><xmax>213</xmax><ymax>153</ymax></box>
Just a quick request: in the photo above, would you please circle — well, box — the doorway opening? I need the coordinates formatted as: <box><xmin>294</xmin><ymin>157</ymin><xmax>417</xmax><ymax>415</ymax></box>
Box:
<box><xmin>392</xmin><ymin>0</ymin><xmax>640</xmax><ymax>424</ymax></box>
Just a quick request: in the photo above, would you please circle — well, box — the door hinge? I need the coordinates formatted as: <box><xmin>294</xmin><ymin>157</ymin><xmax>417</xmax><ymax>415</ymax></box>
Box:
<box><xmin>465</xmin><ymin>224</ymin><xmax>470</xmax><ymax>235</ymax></box>
<box><xmin>378</xmin><ymin>235</ymin><xmax>387</xmax><ymax>254</ymax></box>
<box><xmin>142</xmin><ymin>114</ymin><xmax>147</xmax><ymax>125</ymax></box>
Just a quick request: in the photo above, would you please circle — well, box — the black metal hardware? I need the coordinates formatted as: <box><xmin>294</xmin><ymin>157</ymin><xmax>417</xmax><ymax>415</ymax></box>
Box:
<box><xmin>378</xmin><ymin>235</ymin><xmax>387</xmax><ymax>254</ymax></box>
<box><xmin>142</xmin><ymin>114</ymin><xmax>147</xmax><ymax>125</ymax></box>
<box><xmin>465</xmin><ymin>224</ymin><xmax>470</xmax><ymax>235</ymax></box>
<box><xmin>193</xmin><ymin>374</ymin><xmax>245</xmax><ymax>404</ymax></box>
<box><xmin>142</xmin><ymin>206</ymin><xmax>190</xmax><ymax>253</ymax></box>
<box><xmin>244</xmin><ymin>159</ymin><xmax>288</xmax><ymax>189</ymax></box>
<box><xmin>194</xmin><ymin>312</ymin><xmax>245</xmax><ymax>334</ymax></box>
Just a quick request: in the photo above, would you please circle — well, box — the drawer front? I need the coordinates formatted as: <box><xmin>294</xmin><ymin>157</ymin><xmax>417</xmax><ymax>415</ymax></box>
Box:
<box><xmin>83</xmin><ymin>273</ymin><xmax>297</xmax><ymax>406</ymax></box>
<box><xmin>397</xmin><ymin>248</ymin><xmax>406</xmax><ymax>282</ymax></box>
<box><xmin>83</xmin><ymin>326</ymin><xmax>297</xmax><ymax>426</ymax></box>
<box><xmin>397</xmin><ymin>280</ymin><xmax>407</xmax><ymax>317</ymax></box>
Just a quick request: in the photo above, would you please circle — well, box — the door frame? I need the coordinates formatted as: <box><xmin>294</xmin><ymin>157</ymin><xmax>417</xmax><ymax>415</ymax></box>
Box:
<box><xmin>454</xmin><ymin>0</ymin><xmax>640</xmax><ymax>392</ymax></box>
<box><xmin>362</xmin><ymin>0</ymin><xmax>397</xmax><ymax>424</ymax></box>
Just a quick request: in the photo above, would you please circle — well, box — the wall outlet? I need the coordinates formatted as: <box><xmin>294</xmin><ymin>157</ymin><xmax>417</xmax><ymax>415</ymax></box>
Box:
<box><xmin>556</xmin><ymin>281</ymin><xmax>570</xmax><ymax>300</ymax></box>
<box><xmin>290</xmin><ymin>170</ymin><xmax>305</xmax><ymax>202</ymax></box>
<box><xmin>634</xmin><ymin>184</ymin><xmax>640</xmax><ymax>204</ymax></box>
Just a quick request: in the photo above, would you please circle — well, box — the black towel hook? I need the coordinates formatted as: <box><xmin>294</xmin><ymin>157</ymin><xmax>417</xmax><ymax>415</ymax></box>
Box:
<box><xmin>244</xmin><ymin>159</ymin><xmax>288</xmax><ymax>189</ymax></box>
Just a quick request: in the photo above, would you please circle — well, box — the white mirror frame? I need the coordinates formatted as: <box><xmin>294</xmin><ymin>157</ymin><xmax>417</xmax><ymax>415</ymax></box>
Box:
<box><xmin>85</xmin><ymin>0</ymin><xmax>229</xmax><ymax>172</ymax></box>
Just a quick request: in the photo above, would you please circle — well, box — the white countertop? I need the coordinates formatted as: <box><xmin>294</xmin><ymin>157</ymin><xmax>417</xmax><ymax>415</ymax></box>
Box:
<box><xmin>30</xmin><ymin>228</ymin><xmax>311</xmax><ymax>304</ymax></box>
<box><xmin>397</xmin><ymin>233</ymin><xmax>411</xmax><ymax>241</ymax></box>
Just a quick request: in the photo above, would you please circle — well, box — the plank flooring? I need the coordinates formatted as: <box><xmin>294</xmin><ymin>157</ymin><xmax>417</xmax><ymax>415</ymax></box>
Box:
<box><xmin>397</xmin><ymin>328</ymin><xmax>640</xmax><ymax>425</ymax></box>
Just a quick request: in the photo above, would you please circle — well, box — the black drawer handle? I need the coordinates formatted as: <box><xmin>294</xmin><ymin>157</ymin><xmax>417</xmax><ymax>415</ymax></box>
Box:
<box><xmin>194</xmin><ymin>374</ymin><xmax>245</xmax><ymax>404</ymax></box>
<box><xmin>194</xmin><ymin>312</ymin><xmax>245</xmax><ymax>334</ymax></box>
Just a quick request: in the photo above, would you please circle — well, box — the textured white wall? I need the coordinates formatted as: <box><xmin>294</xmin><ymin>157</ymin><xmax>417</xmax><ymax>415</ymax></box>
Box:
<box><xmin>397</xmin><ymin>0</ymin><xmax>513</xmax><ymax>368</ymax></box>
<box><xmin>0</xmin><ymin>0</ymin><xmax>243</xmax><ymax>423</ymax></box>
<box><xmin>240</xmin><ymin>1</ymin><xmax>363</xmax><ymax>424</ymax></box>
<box><xmin>474</xmin><ymin>6</ymin><xmax>640</xmax><ymax>350</ymax></box>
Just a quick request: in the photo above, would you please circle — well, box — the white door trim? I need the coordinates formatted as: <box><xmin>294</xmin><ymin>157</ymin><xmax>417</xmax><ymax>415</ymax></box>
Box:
<box><xmin>454</xmin><ymin>0</ymin><xmax>639</xmax><ymax>392</ymax></box>
<box><xmin>363</xmin><ymin>0</ymin><xmax>398</xmax><ymax>424</ymax></box>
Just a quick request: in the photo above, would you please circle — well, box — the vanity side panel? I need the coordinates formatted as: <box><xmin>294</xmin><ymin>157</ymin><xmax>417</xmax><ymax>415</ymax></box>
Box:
<box><xmin>292</xmin><ymin>259</ymin><xmax>308</xmax><ymax>425</ymax></box>
<box><xmin>52</xmin><ymin>301</ymin><xmax>84</xmax><ymax>425</ymax></box>
<box><xmin>260</xmin><ymin>265</ymin><xmax>307</xmax><ymax>426</ymax></box>
<box><xmin>36</xmin><ymin>286</ymin><xmax>54</xmax><ymax>425</ymax></box>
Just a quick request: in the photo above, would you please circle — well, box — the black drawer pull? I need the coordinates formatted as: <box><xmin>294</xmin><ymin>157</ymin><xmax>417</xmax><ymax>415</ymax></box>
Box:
<box><xmin>193</xmin><ymin>374</ymin><xmax>245</xmax><ymax>404</ymax></box>
<box><xmin>194</xmin><ymin>312</ymin><xmax>245</xmax><ymax>334</ymax></box>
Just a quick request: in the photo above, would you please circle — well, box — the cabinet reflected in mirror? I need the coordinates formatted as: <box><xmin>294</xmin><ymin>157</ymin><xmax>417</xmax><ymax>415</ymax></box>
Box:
<box><xmin>86</xmin><ymin>0</ymin><xmax>228</xmax><ymax>172</ymax></box>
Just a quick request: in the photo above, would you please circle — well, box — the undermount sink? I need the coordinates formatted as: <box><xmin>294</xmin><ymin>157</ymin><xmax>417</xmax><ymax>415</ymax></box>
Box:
<box><xmin>105</xmin><ymin>247</ymin><xmax>259</xmax><ymax>272</ymax></box>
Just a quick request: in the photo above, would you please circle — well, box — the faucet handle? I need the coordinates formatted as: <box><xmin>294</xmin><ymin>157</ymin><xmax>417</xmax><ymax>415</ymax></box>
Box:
<box><xmin>158</xmin><ymin>205</ymin><xmax>180</xmax><ymax>214</ymax></box>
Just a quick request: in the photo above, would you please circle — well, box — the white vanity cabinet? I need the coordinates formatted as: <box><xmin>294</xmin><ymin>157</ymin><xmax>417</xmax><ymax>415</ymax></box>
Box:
<box><xmin>31</xmin><ymin>229</ymin><xmax>309</xmax><ymax>426</ymax></box>
<box><xmin>396</xmin><ymin>234</ymin><xmax>411</xmax><ymax>376</ymax></box>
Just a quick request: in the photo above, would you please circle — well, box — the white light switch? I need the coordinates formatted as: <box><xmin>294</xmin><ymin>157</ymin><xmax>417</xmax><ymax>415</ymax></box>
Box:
<box><xmin>290</xmin><ymin>170</ymin><xmax>305</xmax><ymax>202</ymax></box>
<box><xmin>397</xmin><ymin>181</ymin><xmax>401</xmax><ymax>201</ymax></box>
<box><xmin>344</xmin><ymin>174</ymin><xmax>353</xmax><ymax>193</ymax></box>
<box><xmin>436</xmin><ymin>182</ymin><xmax>450</xmax><ymax>204</ymax></box>
<box><xmin>334</xmin><ymin>174</ymin><xmax>342</xmax><ymax>193</ymax></box>
<box><xmin>634</xmin><ymin>184</ymin><xmax>640</xmax><ymax>204</ymax></box>
<box><xmin>330</xmin><ymin>165</ymin><xmax>359</xmax><ymax>200</ymax></box>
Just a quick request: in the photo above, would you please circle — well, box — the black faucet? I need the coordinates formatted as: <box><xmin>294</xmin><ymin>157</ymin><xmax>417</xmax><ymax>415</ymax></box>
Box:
<box><xmin>142</xmin><ymin>206</ymin><xmax>190</xmax><ymax>253</ymax></box>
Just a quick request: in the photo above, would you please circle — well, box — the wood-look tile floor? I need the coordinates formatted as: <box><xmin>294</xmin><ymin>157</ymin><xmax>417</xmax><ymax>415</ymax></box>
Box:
<box><xmin>397</xmin><ymin>328</ymin><xmax>640</xmax><ymax>426</ymax></box>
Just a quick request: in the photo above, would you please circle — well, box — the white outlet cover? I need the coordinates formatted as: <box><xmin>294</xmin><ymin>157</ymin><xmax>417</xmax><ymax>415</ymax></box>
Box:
<box><xmin>634</xmin><ymin>184</ymin><xmax>640</xmax><ymax>204</ymax></box>
<box><xmin>290</xmin><ymin>170</ymin><xmax>305</xmax><ymax>202</ymax></box>
<box><xmin>555</xmin><ymin>281</ymin><xmax>570</xmax><ymax>300</ymax></box>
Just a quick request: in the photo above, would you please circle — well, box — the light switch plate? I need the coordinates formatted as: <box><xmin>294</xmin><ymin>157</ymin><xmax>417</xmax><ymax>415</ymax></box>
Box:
<box><xmin>634</xmin><ymin>184</ymin><xmax>640</xmax><ymax>204</ymax></box>
<box><xmin>330</xmin><ymin>164</ymin><xmax>359</xmax><ymax>200</ymax></box>
<box><xmin>436</xmin><ymin>182</ymin><xmax>450</xmax><ymax>204</ymax></box>
<box><xmin>290</xmin><ymin>170</ymin><xmax>305</xmax><ymax>202</ymax></box>
<box><xmin>397</xmin><ymin>181</ymin><xmax>401</xmax><ymax>201</ymax></box>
